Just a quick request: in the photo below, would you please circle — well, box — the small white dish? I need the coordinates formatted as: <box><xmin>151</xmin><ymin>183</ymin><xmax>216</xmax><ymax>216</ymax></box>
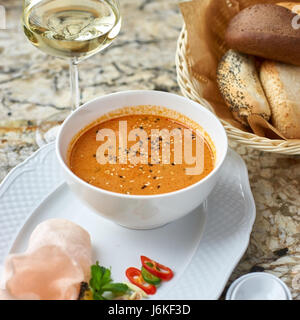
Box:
<box><xmin>226</xmin><ymin>273</ymin><xmax>292</xmax><ymax>300</ymax></box>
<box><xmin>56</xmin><ymin>90</ymin><xmax>228</xmax><ymax>229</ymax></box>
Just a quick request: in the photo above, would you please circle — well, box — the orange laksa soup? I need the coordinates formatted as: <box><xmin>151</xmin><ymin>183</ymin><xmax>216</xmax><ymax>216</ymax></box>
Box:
<box><xmin>68</xmin><ymin>106</ymin><xmax>215</xmax><ymax>195</ymax></box>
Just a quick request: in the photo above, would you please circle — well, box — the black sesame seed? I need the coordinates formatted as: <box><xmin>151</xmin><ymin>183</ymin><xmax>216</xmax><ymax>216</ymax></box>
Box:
<box><xmin>141</xmin><ymin>185</ymin><xmax>147</xmax><ymax>189</ymax></box>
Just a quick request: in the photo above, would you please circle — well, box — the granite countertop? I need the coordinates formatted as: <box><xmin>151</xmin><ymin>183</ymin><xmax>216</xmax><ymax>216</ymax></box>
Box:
<box><xmin>0</xmin><ymin>0</ymin><xmax>299</xmax><ymax>299</ymax></box>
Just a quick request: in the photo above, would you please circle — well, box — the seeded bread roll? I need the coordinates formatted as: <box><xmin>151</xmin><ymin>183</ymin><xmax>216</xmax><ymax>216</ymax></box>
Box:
<box><xmin>260</xmin><ymin>60</ymin><xmax>300</xmax><ymax>139</ymax></box>
<box><xmin>225</xmin><ymin>4</ymin><xmax>300</xmax><ymax>66</ymax></box>
<box><xmin>217</xmin><ymin>50</ymin><xmax>271</xmax><ymax>126</ymax></box>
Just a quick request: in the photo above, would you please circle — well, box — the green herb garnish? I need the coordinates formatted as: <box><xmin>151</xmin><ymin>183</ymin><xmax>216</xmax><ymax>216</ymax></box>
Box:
<box><xmin>89</xmin><ymin>261</ymin><xmax>128</xmax><ymax>300</ymax></box>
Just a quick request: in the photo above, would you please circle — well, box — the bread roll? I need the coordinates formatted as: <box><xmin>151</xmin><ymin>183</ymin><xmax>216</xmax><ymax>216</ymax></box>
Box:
<box><xmin>225</xmin><ymin>4</ymin><xmax>300</xmax><ymax>66</ymax></box>
<box><xmin>217</xmin><ymin>50</ymin><xmax>271</xmax><ymax>126</ymax></box>
<box><xmin>260</xmin><ymin>60</ymin><xmax>300</xmax><ymax>139</ymax></box>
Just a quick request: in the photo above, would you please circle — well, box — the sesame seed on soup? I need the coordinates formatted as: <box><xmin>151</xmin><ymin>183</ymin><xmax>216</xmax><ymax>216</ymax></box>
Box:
<box><xmin>69</xmin><ymin>114</ymin><xmax>215</xmax><ymax>195</ymax></box>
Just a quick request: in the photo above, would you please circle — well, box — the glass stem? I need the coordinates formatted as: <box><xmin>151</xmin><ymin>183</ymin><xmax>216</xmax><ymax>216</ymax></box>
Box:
<box><xmin>69</xmin><ymin>58</ymin><xmax>80</xmax><ymax>110</ymax></box>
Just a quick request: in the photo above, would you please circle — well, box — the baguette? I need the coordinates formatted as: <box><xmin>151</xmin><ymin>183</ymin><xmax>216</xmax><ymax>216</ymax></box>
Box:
<box><xmin>260</xmin><ymin>60</ymin><xmax>300</xmax><ymax>139</ymax></box>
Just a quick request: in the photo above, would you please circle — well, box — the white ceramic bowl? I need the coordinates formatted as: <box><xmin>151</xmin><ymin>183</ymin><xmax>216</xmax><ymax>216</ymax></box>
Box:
<box><xmin>56</xmin><ymin>90</ymin><xmax>228</xmax><ymax>229</ymax></box>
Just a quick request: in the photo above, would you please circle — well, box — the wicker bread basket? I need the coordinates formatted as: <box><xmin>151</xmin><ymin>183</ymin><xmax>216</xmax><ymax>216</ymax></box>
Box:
<box><xmin>175</xmin><ymin>25</ymin><xmax>300</xmax><ymax>155</ymax></box>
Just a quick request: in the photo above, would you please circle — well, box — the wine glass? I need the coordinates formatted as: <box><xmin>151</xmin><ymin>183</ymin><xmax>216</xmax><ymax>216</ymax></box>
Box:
<box><xmin>22</xmin><ymin>0</ymin><xmax>121</xmax><ymax>144</ymax></box>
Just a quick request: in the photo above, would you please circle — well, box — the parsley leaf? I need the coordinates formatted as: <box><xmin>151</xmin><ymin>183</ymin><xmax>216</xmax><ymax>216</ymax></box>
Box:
<box><xmin>89</xmin><ymin>261</ymin><xmax>128</xmax><ymax>300</ymax></box>
<box><xmin>102</xmin><ymin>283</ymin><xmax>129</xmax><ymax>293</ymax></box>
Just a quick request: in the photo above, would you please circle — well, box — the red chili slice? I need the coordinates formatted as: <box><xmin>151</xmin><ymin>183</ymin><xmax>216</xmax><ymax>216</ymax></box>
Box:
<box><xmin>125</xmin><ymin>267</ymin><xmax>157</xmax><ymax>295</ymax></box>
<box><xmin>141</xmin><ymin>256</ymin><xmax>174</xmax><ymax>281</ymax></box>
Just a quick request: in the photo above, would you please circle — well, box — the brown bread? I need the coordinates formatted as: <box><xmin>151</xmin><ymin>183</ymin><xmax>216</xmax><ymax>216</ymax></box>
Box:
<box><xmin>225</xmin><ymin>4</ymin><xmax>300</xmax><ymax>66</ymax></box>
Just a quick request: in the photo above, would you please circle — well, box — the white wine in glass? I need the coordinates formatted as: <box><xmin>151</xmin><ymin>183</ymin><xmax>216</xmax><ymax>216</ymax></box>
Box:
<box><xmin>22</xmin><ymin>0</ymin><xmax>121</xmax><ymax>111</ymax></box>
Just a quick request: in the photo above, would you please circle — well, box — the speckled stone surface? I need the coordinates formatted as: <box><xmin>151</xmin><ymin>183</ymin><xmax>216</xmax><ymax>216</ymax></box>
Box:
<box><xmin>0</xmin><ymin>0</ymin><xmax>299</xmax><ymax>299</ymax></box>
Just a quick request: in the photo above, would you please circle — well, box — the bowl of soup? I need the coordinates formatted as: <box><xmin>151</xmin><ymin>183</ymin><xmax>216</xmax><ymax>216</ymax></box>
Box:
<box><xmin>56</xmin><ymin>90</ymin><xmax>228</xmax><ymax>229</ymax></box>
